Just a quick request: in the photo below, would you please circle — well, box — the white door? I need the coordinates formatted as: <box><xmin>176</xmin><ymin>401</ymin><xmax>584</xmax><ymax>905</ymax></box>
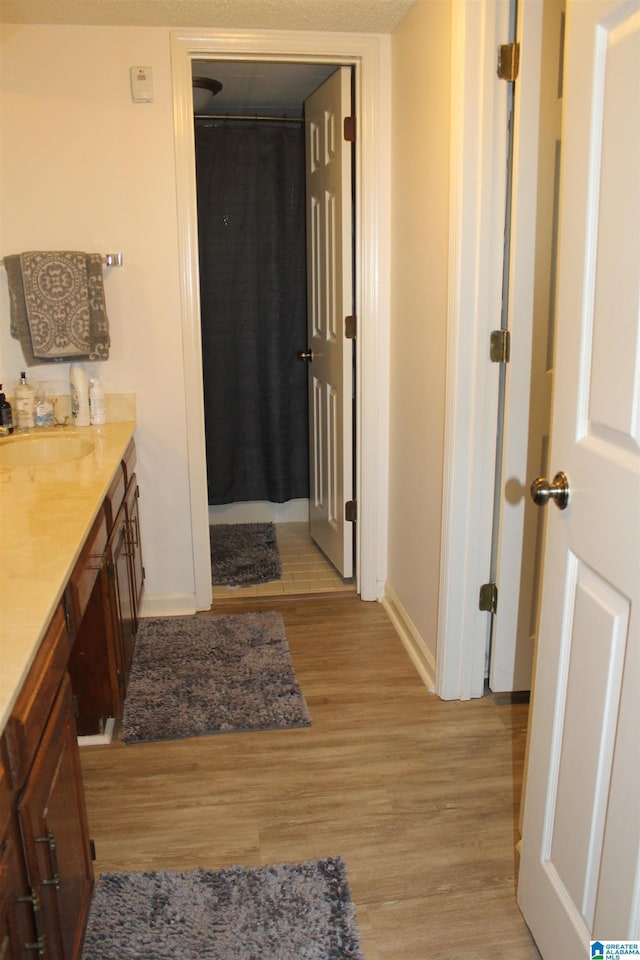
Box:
<box><xmin>491</xmin><ymin>0</ymin><xmax>564</xmax><ymax>693</ymax></box>
<box><xmin>304</xmin><ymin>67</ymin><xmax>354</xmax><ymax>578</ymax></box>
<box><xmin>518</xmin><ymin>1</ymin><xmax>640</xmax><ymax>955</ymax></box>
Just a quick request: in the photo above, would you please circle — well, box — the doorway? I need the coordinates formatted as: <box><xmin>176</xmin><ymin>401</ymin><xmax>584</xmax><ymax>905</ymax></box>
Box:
<box><xmin>170</xmin><ymin>30</ymin><xmax>392</xmax><ymax>610</ymax></box>
<box><xmin>192</xmin><ymin>61</ymin><xmax>355</xmax><ymax>598</ymax></box>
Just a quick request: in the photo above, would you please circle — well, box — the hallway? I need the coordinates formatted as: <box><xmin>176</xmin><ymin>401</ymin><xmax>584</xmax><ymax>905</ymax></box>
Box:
<box><xmin>79</xmin><ymin>596</ymin><xmax>540</xmax><ymax>959</ymax></box>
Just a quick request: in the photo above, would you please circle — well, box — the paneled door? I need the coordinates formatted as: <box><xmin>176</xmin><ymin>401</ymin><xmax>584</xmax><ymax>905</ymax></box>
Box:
<box><xmin>304</xmin><ymin>67</ymin><xmax>354</xmax><ymax>578</ymax></box>
<box><xmin>517</xmin><ymin>0</ymin><xmax>640</xmax><ymax>955</ymax></box>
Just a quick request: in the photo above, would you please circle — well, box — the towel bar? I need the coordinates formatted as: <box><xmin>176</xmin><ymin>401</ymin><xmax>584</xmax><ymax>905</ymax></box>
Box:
<box><xmin>0</xmin><ymin>253</ymin><xmax>123</xmax><ymax>267</ymax></box>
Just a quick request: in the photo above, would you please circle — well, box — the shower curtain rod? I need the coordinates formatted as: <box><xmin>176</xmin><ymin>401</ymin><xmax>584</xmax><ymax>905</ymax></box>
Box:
<box><xmin>194</xmin><ymin>114</ymin><xmax>304</xmax><ymax>123</ymax></box>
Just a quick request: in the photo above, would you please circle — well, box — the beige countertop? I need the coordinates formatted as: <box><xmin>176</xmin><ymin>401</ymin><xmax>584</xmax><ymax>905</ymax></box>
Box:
<box><xmin>0</xmin><ymin>421</ymin><xmax>135</xmax><ymax>734</ymax></box>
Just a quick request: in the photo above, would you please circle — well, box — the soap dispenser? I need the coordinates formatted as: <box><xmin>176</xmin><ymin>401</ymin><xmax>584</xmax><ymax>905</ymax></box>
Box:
<box><xmin>14</xmin><ymin>372</ymin><xmax>35</xmax><ymax>431</ymax></box>
<box><xmin>35</xmin><ymin>383</ymin><xmax>55</xmax><ymax>428</ymax></box>
<box><xmin>0</xmin><ymin>384</ymin><xmax>14</xmax><ymax>435</ymax></box>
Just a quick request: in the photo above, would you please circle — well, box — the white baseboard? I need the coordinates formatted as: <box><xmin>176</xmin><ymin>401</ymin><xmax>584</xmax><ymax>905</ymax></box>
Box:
<box><xmin>381</xmin><ymin>583</ymin><xmax>437</xmax><ymax>693</ymax></box>
<box><xmin>78</xmin><ymin>716</ymin><xmax>115</xmax><ymax>747</ymax></box>
<box><xmin>139</xmin><ymin>593</ymin><xmax>202</xmax><ymax>617</ymax></box>
<box><xmin>209</xmin><ymin>500</ymin><xmax>309</xmax><ymax>524</ymax></box>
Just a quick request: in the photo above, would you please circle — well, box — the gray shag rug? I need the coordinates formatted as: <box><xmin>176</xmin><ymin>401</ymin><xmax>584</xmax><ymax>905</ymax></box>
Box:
<box><xmin>210</xmin><ymin>522</ymin><xmax>282</xmax><ymax>586</ymax></box>
<box><xmin>121</xmin><ymin>612</ymin><xmax>311</xmax><ymax>744</ymax></box>
<box><xmin>81</xmin><ymin>857</ymin><xmax>364</xmax><ymax>960</ymax></box>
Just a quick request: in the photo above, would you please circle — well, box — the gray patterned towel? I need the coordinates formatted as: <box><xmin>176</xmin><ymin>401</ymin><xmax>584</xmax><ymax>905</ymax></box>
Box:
<box><xmin>5</xmin><ymin>251</ymin><xmax>110</xmax><ymax>364</ymax></box>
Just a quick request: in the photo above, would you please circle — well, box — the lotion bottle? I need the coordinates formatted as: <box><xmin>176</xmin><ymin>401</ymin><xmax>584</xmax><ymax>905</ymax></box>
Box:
<box><xmin>70</xmin><ymin>364</ymin><xmax>90</xmax><ymax>427</ymax></box>
<box><xmin>89</xmin><ymin>377</ymin><xmax>106</xmax><ymax>425</ymax></box>
<box><xmin>15</xmin><ymin>372</ymin><xmax>35</xmax><ymax>431</ymax></box>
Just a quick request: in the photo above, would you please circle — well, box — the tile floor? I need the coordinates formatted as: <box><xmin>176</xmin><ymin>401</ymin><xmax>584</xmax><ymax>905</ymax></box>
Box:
<box><xmin>211</xmin><ymin>521</ymin><xmax>355</xmax><ymax>600</ymax></box>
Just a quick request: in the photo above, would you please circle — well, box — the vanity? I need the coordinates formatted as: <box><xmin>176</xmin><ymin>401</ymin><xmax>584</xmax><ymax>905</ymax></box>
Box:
<box><xmin>0</xmin><ymin>422</ymin><xmax>143</xmax><ymax>959</ymax></box>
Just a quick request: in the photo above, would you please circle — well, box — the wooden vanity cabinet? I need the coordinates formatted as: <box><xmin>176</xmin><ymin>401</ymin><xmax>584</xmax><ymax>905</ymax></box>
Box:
<box><xmin>67</xmin><ymin>438</ymin><xmax>144</xmax><ymax>734</ymax></box>
<box><xmin>2</xmin><ymin>605</ymin><xmax>93</xmax><ymax>960</ymax></box>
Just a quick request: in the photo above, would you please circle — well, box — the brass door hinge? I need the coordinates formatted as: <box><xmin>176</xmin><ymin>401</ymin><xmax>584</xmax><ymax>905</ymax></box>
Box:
<box><xmin>479</xmin><ymin>581</ymin><xmax>498</xmax><ymax>614</ymax></box>
<box><xmin>490</xmin><ymin>329</ymin><xmax>511</xmax><ymax>363</ymax></box>
<box><xmin>344</xmin><ymin>116</ymin><xmax>356</xmax><ymax>142</ymax></box>
<box><xmin>345</xmin><ymin>500</ymin><xmax>357</xmax><ymax>522</ymax></box>
<box><xmin>497</xmin><ymin>42</ymin><xmax>520</xmax><ymax>81</ymax></box>
<box><xmin>345</xmin><ymin>316</ymin><xmax>357</xmax><ymax>340</ymax></box>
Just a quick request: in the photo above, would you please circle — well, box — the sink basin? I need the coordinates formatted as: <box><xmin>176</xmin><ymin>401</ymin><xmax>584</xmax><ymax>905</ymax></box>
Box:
<box><xmin>0</xmin><ymin>433</ymin><xmax>95</xmax><ymax>467</ymax></box>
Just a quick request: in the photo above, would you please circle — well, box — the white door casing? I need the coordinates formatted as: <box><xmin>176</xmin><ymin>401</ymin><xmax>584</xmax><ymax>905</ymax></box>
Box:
<box><xmin>170</xmin><ymin>30</ymin><xmax>391</xmax><ymax>608</ymax></box>
<box><xmin>304</xmin><ymin>67</ymin><xmax>354</xmax><ymax>578</ymax></box>
<box><xmin>518</xmin><ymin>0</ymin><xmax>640</xmax><ymax>953</ymax></box>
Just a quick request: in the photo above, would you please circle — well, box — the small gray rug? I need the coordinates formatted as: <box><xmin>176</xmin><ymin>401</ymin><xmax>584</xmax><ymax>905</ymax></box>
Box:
<box><xmin>210</xmin><ymin>522</ymin><xmax>282</xmax><ymax>586</ymax></box>
<box><xmin>81</xmin><ymin>857</ymin><xmax>364</xmax><ymax>960</ymax></box>
<box><xmin>122</xmin><ymin>612</ymin><xmax>310</xmax><ymax>744</ymax></box>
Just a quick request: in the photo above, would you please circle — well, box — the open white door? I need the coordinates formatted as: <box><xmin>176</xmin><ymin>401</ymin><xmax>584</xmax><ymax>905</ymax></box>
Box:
<box><xmin>304</xmin><ymin>67</ymin><xmax>354</xmax><ymax>578</ymax></box>
<box><xmin>490</xmin><ymin>0</ymin><xmax>563</xmax><ymax>693</ymax></box>
<box><xmin>518</xmin><ymin>0</ymin><xmax>640</xmax><ymax>954</ymax></box>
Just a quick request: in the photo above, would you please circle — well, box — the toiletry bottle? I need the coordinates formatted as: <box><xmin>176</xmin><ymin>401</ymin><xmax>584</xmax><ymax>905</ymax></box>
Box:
<box><xmin>14</xmin><ymin>371</ymin><xmax>35</xmax><ymax>431</ymax></box>
<box><xmin>89</xmin><ymin>377</ymin><xmax>106</xmax><ymax>425</ymax></box>
<box><xmin>0</xmin><ymin>384</ymin><xmax>14</xmax><ymax>435</ymax></box>
<box><xmin>70</xmin><ymin>364</ymin><xmax>90</xmax><ymax>427</ymax></box>
<box><xmin>35</xmin><ymin>382</ymin><xmax>55</xmax><ymax>428</ymax></box>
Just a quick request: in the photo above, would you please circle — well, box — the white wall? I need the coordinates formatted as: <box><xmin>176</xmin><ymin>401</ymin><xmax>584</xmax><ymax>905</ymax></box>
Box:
<box><xmin>384</xmin><ymin>2</ymin><xmax>452</xmax><ymax>683</ymax></box>
<box><xmin>0</xmin><ymin>24</ymin><xmax>196</xmax><ymax>608</ymax></box>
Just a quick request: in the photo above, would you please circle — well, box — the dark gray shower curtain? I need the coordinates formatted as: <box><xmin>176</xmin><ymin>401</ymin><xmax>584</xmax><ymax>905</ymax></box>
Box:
<box><xmin>195</xmin><ymin>120</ymin><xmax>309</xmax><ymax>505</ymax></box>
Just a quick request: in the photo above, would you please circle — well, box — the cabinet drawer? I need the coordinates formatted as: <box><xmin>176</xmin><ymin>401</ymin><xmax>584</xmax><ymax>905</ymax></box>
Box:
<box><xmin>67</xmin><ymin>508</ymin><xmax>108</xmax><ymax>631</ymax></box>
<box><xmin>103</xmin><ymin>463</ymin><xmax>126</xmax><ymax>531</ymax></box>
<box><xmin>122</xmin><ymin>438</ymin><xmax>136</xmax><ymax>486</ymax></box>
<box><xmin>4</xmin><ymin>604</ymin><xmax>71</xmax><ymax>791</ymax></box>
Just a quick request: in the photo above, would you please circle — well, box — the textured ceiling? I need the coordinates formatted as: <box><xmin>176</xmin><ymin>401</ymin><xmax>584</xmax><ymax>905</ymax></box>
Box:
<box><xmin>0</xmin><ymin>0</ymin><xmax>416</xmax><ymax>33</ymax></box>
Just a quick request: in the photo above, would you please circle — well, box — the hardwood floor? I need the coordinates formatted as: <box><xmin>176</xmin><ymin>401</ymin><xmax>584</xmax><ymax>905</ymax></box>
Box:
<box><xmin>79</xmin><ymin>596</ymin><xmax>541</xmax><ymax>960</ymax></box>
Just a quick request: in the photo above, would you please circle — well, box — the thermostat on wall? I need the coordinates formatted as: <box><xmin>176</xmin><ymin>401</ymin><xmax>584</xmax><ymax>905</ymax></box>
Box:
<box><xmin>130</xmin><ymin>66</ymin><xmax>153</xmax><ymax>102</ymax></box>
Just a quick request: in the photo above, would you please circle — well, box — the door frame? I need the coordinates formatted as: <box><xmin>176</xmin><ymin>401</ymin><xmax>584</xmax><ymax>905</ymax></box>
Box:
<box><xmin>170</xmin><ymin>28</ymin><xmax>391</xmax><ymax>609</ymax></box>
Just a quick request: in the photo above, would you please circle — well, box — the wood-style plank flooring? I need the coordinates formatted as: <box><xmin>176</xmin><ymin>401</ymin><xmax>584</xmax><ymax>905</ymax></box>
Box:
<box><xmin>212</xmin><ymin>522</ymin><xmax>355</xmax><ymax>600</ymax></box>
<box><xmin>79</xmin><ymin>596</ymin><xmax>541</xmax><ymax>960</ymax></box>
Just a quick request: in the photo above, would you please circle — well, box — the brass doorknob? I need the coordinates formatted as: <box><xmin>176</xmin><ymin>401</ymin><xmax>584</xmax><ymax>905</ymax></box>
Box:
<box><xmin>298</xmin><ymin>349</ymin><xmax>314</xmax><ymax>362</ymax></box>
<box><xmin>530</xmin><ymin>471</ymin><xmax>570</xmax><ymax>510</ymax></box>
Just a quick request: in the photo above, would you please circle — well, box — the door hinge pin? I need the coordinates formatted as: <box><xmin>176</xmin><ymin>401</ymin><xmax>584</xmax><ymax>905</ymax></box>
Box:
<box><xmin>479</xmin><ymin>581</ymin><xmax>498</xmax><ymax>614</ymax></box>
<box><xmin>345</xmin><ymin>316</ymin><xmax>357</xmax><ymax>340</ymax></box>
<box><xmin>497</xmin><ymin>42</ymin><xmax>520</xmax><ymax>81</ymax></box>
<box><xmin>490</xmin><ymin>329</ymin><xmax>511</xmax><ymax>363</ymax></box>
<box><xmin>345</xmin><ymin>500</ymin><xmax>357</xmax><ymax>522</ymax></box>
<box><xmin>344</xmin><ymin>116</ymin><xmax>356</xmax><ymax>142</ymax></box>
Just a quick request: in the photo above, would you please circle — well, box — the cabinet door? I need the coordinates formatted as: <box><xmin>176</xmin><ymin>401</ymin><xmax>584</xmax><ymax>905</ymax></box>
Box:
<box><xmin>125</xmin><ymin>476</ymin><xmax>145</xmax><ymax>621</ymax></box>
<box><xmin>67</xmin><ymin>564</ymin><xmax>124</xmax><ymax>733</ymax></box>
<box><xmin>18</xmin><ymin>675</ymin><xmax>93</xmax><ymax>960</ymax></box>
<box><xmin>109</xmin><ymin>505</ymin><xmax>136</xmax><ymax>688</ymax></box>
<box><xmin>0</xmin><ymin>762</ymin><xmax>37</xmax><ymax>960</ymax></box>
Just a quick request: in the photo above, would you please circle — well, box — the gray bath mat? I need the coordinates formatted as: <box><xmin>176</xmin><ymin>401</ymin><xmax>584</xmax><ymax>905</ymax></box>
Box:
<box><xmin>81</xmin><ymin>857</ymin><xmax>364</xmax><ymax>960</ymax></box>
<box><xmin>121</xmin><ymin>612</ymin><xmax>310</xmax><ymax>744</ymax></box>
<box><xmin>210</xmin><ymin>522</ymin><xmax>282</xmax><ymax>586</ymax></box>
